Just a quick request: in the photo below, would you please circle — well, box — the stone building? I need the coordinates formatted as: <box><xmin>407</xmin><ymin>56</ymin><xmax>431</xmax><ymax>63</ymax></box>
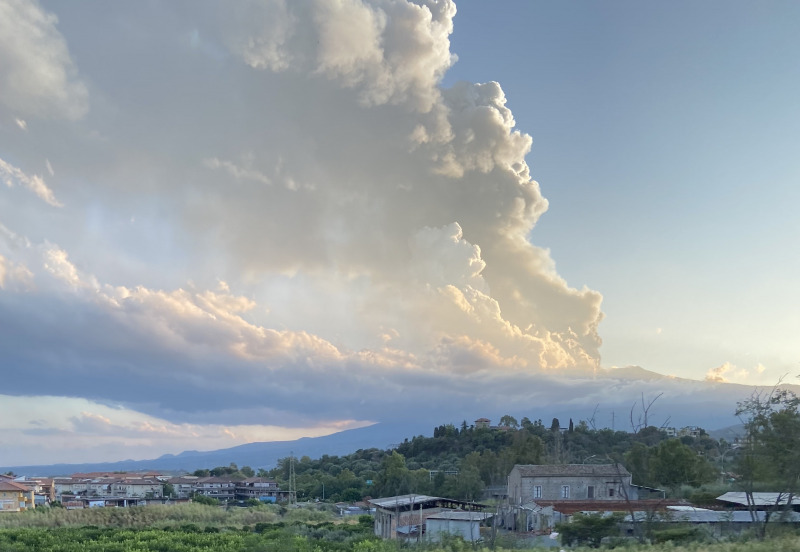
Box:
<box><xmin>507</xmin><ymin>464</ymin><xmax>637</xmax><ymax>503</ymax></box>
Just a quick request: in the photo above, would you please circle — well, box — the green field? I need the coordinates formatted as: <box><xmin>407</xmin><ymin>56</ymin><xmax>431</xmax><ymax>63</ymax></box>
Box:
<box><xmin>1</xmin><ymin>503</ymin><xmax>800</xmax><ymax>551</ymax></box>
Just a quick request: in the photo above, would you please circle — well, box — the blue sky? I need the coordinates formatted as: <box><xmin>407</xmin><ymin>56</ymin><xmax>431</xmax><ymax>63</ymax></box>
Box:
<box><xmin>0</xmin><ymin>0</ymin><xmax>797</xmax><ymax>466</ymax></box>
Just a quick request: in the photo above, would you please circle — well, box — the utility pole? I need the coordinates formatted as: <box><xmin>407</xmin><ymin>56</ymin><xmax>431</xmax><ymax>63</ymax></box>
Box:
<box><xmin>289</xmin><ymin>451</ymin><xmax>297</xmax><ymax>505</ymax></box>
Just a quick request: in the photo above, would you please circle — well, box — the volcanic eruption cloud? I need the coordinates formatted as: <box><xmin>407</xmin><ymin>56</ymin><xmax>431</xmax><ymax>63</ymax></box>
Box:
<box><xmin>0</xmin><ymin>0</ymin><xmax>612</xmax><ymax>463</ymax></box>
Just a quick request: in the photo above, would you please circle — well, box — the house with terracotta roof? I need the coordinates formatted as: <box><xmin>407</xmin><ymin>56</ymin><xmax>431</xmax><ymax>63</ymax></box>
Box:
<box><xmin>13</xmin><ymin>477</ymin><xmax>55</xmax><ymax>505</ymax></box>
<box><xmin>0</xmin><ymin>480</ymin><xmax>35</xmax><ymax>512</ymax></box>
<box><xmin>474</xmin><ymin>418</ymin><xmax>491</xmax><ymax>429</ymax></box>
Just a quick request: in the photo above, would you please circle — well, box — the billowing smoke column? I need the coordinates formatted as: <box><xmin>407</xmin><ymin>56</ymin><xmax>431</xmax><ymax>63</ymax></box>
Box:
<box><xmin>203</xmin><ymin>0</ymin><xmax>604</xmax><ymax>372</ymax></box>
<box><xmin>0</xmin><ymin>0</ymin><xmax>608</xmax><ymax>463</ymax></box>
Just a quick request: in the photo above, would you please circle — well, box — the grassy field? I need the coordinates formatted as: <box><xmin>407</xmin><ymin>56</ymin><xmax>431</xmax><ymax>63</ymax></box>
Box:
<box><xmin>0</xmin><ymin>504</ymin><xmax>799</xmax><ymax>551</ymax></box>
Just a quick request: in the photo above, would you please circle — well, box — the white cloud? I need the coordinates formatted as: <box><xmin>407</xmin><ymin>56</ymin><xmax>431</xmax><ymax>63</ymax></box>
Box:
<box><xmin>0</xmin><ymin>395</ymin><xmax>371</xmax><ymax>466</ymax></box>
<box><xmin>0</xmin><ymin>0</ymin><xmax>617</xmax><ymax>464</ymax></box>
<box><xmin>204</xmin><ymin>157</ymin><xmax>271</xmax><ymax>186</ymax></box>
<box><xmin>0</xmin><ymin>0</ymin><xmax>88</xmax><ymax>120</ymax></box>
<box><xmin>228</xmin><ymin>0</ymin><xmax>456</xmax><ymax>111</ymax></box>
<box><xmin>0</xmin><ymin>254</ymin><xmax>33</xmax><ymax>291</ymax></box>
<box><xmin>705</xmin><ymin>361</ymin><xmax>750</xmax><ymax>384</ymax></box>
<box><xmin>43</xmin><ymin>246</ymin><xmax>87</xmax><ymax>288</ymax></box>
<box><xmin>0</xmin><ymin>157</ymin><xmax>62</xmax><ymax>207</ymax></box>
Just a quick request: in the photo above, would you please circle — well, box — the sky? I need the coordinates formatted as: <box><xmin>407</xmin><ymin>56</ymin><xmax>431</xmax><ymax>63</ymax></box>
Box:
<box><xmin>0</xmin><ymin>0</ymin><xmax>798</xmax><ymax>467</ymax></box>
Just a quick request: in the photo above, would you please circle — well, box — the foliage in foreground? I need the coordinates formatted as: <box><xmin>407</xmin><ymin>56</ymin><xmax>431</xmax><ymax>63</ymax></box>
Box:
<box><xmin>0</xmin><ymin>525</ymin><xmax>799</xmax><ymax>552</ymax></box>
<box><xmin>0</xmin><ymin>503</ymin><xmax>291</xmax><ymax>530</ymax></box>
<box><xmin>555</xmin><ymin>512</ymin><xmax>622</xmax><ymax>548</ymax></box>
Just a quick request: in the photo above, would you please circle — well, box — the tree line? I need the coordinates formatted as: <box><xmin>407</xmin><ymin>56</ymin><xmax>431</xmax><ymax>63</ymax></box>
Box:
<box><xmin>256</xmin><ymin>415</ymin><xmax>725</xmax><ymax>503</ymax></box>
<box><xmin>181</xmin><ymin>389</ymin><xmax>800</xmax><ymax>513</ymax></box>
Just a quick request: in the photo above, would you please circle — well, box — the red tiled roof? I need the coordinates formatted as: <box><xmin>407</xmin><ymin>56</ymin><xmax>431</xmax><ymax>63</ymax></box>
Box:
<box><xmin>0</xmin><ymin>481</ymin><xmax>32</xmax><ymax>492</ymax></box>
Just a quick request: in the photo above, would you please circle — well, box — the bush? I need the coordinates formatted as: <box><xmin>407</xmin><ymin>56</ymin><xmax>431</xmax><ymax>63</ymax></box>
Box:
<box><xmin>191</xmin><ymin>495</ymin><xmax>220</xmax><ymax>506</ymax></box>
<box><xmin>556</xmin><ymin>512</ymin><xmax>621</xmax><ymax>548</ymax></box>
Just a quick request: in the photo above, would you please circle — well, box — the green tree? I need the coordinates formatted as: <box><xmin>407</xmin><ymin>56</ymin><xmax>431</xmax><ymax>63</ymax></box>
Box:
<box><xmin>650</xmin><ymin>439</ymin><xmax>714</xmax><ymax>494</ymax></box>
<box><xmin>499</xmin><ymin>414</ymin><xmax>518</xmax><ymax>429</ymax></box>
<box><xmin>452</xmin><ymin>464</ymin><xmax>484</xmax><ymax>501</ymax></box>
<box><xmin>191</xmin><ymin>494</ymin><xmax>219</xmax><ymax>506</ymax></box>
<box><xmin>624</xmin><ymin>442</ymin><xmax>653</xmax><ymax>487</ymax></box>
<box><xmin>736</xmin><ymin>387</ymin><xmax>800</xmax><ymax>538</ymax></box>
<box><xmin>556</xmin><ymin>512</ymin><xmax>621</xmax><ymax>548</ymax></box>
<box><xmin>510</xmin><ymin>430</ymin><xmax>543</xmax><ymax>465</ymax></box>
<box><xmin>375</xmin><ymin>451</ymin><xmax>410</xmax><ymax>496</ymax></box>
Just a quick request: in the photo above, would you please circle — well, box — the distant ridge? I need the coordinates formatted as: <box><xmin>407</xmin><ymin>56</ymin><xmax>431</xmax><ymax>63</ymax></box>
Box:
<box><xmin>1</xmin><ymin>421</ymin><xmax>431</xmax><ymax>477</ymax></box>
<box><xmin>6</xmin><ymin>372</ymin><xmax>797</xmax><ymax>477</ymax></box>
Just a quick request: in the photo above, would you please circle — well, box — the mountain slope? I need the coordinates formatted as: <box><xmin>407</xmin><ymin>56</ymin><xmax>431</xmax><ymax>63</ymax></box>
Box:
<box><xmin>3</xmin><ymin>421</ymin><xmax>431</xmax><ymax>477</ymax></box>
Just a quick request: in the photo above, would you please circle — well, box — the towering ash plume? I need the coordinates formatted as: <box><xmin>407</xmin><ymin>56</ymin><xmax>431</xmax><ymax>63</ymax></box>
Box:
<box><xmin>0</xmin><ymin>0</ymin><xmax>611</xmax><ymax>463</ymax></box>
<box><xmin>202</xmin><ymin>0</ymin><xmax>604</xmax><ymax>371</ymax></box>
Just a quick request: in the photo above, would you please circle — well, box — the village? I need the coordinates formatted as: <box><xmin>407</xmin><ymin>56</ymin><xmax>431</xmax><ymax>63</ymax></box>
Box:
<box><xmin>0</xmin><ymin>472</ymin><xmax>291</xmax><ymax>510</ymax></box>
<box><xmin>1</xmin><ymin>454</ymin><xmax>797</xmax><ymax>545</ymax></box>
<box><xmin>368</xmin><ymin>464</ymin><xmax>800</xmax><ymax>544</ymax></box>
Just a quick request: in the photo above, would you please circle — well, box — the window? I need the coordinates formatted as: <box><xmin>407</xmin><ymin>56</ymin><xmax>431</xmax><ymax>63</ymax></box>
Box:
<box><xmin>561</xmin><ymin>485</ymin><xmax>570</xmax><ymax>499</ymax></box>
<box><xmin>587</xmin><ymin>486</ymin><xmax>594</xmax><ymax>499</ymax></box>
<box><xmin>533</xmin><ymin>485</ymin><xmax>542</xmax><ymax>498</ymax></box>
<box><xmin>608</xmin><ymin>488</ymin><xmax>615</xmax><ymax>497</ymax></box>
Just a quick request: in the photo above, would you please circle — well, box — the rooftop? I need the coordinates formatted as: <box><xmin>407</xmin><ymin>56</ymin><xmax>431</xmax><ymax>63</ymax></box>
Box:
<box><xmin>369</xmin><ymin>494</ymin><xmax>440</xmax><ymax>508</ymax></box>
<box><xmin>427</xmin><ymin>511</ymin><xmax>492</xmax><ymax>521</ymax></box>
<box><xmin>0</xmin><ymin>481</ymin><xmax>33</xmax><ymax>492</ymax></box>
<box><xmin>717</xmin><ymin>492</ymin><xmax>796</xmax><ymax>507</ymax></box>
<box><xmin>513</xmin><ymin>464</ymin><xmax>631</xmax><ymax>478</ymax></box>
<box><xmin>524</xmin><ymin>499</ymin><xmax>682</xmax><ymax>515</ymax></box>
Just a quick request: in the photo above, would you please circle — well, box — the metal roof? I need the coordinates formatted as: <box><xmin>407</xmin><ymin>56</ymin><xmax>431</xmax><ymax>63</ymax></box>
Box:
<box><xmin>527</xmin><ymin>499</ymin><xmax>682</xmax><ymax>515</ymax></box>
<box><xmin>368</xmin><ymin>494</ymin><xmax>487</xmax><ymax>511</ymax></box>
<box><xmin>627</xmin><ymin>510</ymin><xmax>800</xmax><ymax>523</ymax></box>
<box><xmin>427</xmin><ymin>511</ymin><xmax>492</xmax><ymax>521</ymax></box>
<box><xmin>369</xmin><ymin>494</ymin><xmax>441</xmax><ymax>508</ymax></box>
<box><xmin>717</xmin><ymin>492</ymin><xmax>796</xmax><ymax>507</ymax></box>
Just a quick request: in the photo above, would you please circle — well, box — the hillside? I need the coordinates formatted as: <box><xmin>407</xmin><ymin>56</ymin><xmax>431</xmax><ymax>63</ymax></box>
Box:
<box><xmin>1</xmin><ymin>421</ymin><xmax>429</xmax><ymax>477</ymax></box>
